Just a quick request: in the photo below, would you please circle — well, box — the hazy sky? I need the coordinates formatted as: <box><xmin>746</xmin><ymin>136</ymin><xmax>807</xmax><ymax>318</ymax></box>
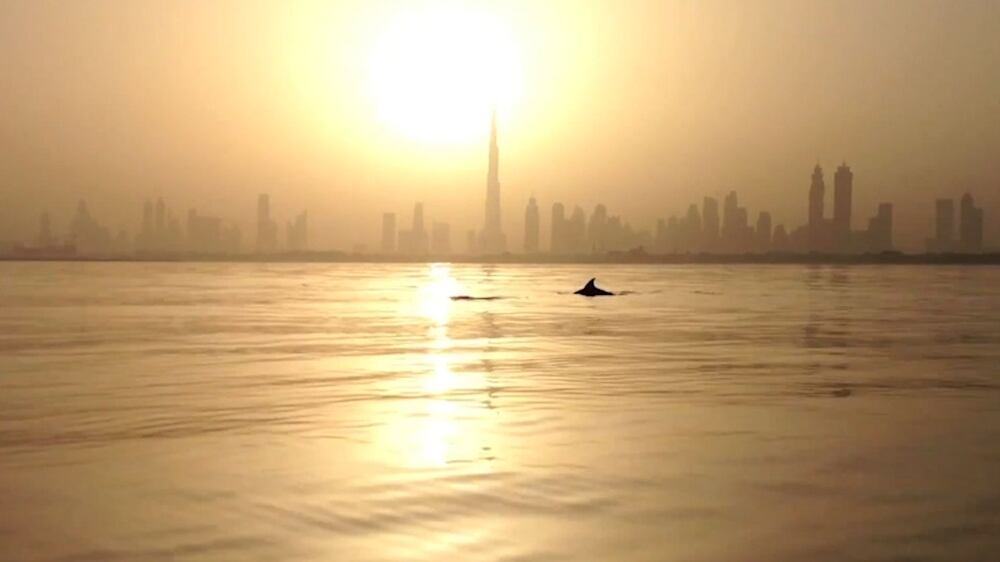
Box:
<box><xmin>1</xmin><ymin>0</ymin><xmax>998</xmax><ymax>250</ymax></box>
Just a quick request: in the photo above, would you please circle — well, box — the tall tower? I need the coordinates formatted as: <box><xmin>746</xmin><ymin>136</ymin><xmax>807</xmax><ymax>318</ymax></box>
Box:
<box><xmin>756</xmin><ymin>211</ymin><xmax>772</xmax><ymax>252</ymax></box>
<box><xmin>934</xmin><ymin>199</ymin><xmax>955</xmax><ymax>251</ymax></box>
<box><xmin>809</xmin><ymin>164</ymin><xmax>826</xmax><ymax>250</ymax></box>
<box><xmin>480</xmin><ymin>109</ymin><xmax>506</xmax><ymax>254</ymax></box>
<box><xmin>959</xmin><ymin>193</ymin><xmax>984</xmax><ymax>252</ymax></box>
<box><xmin>833</xmin><ymin>162</ymin><xmax>853</xmax><ymax>251</ymax></box>
<box><xmin>550</xmin><ymin>202</ymin><xmax>566</xmax><ymax>254</ymax></box>
<box><xmin>256</xmin><ymin>194</ymin><xmax>275</xmax><ymax>253</ymax></box>
<box><xmin>702</xmin><ymin>197</ymin><xmax>720</xmax><ymax>250</ymax></box>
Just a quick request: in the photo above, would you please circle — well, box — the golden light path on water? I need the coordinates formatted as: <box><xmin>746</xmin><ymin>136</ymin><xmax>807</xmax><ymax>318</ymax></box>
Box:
<box><xmin>379</xmin><ymin>264</ymin><xmax>496</xmax><ymax>472</ymax></box>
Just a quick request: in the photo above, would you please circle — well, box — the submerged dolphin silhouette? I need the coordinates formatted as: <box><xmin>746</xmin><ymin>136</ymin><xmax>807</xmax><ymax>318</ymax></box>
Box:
<box><xmin>574</xmin><ymin>278</ymin><xmax>614</xmax><ymax>297</ymax></box>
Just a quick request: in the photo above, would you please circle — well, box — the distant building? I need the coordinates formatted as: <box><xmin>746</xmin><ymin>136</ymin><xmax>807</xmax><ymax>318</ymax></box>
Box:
<box><xmin>756</xmin><ymin>211</ymin><xmax>772</xmax><ymax>252</ymax></box>
<box><xmin>137</xmin><ymin>197</ymin><xmax>182</xmax><ymax>253</ymax></box>
<box><xmin>683</xmin><ymin>203</ymin><xmax>702</xmax><ymax>252</ymax></box>
<box><xmin>654</xmin><ymin>218</ymin><xmax>668</xmax><ymax>253</ymax></box>
<box><xmin>186</xmin><ymin>209</ymin><xmax>224</xmax><ymax>253</ymax></box>
<box><xmin>550</xmin><ymin>202</ymin><xmax>566</xmax><ymax>254</ymax></box>
<box><xmin>286</xmin><ymin>211</ymin><xmax>308</xmax><ymax>252</ymax></box>
<box><xmin>398</xmin><ymin>202</ymin><xmax>428</xmax><ymax>255</ymax></box>
<box><xmin>69</xmin><ymin>200</ymin><xmax>113</xmax><ymax>255</ymax></box>
<box><xmin>256</xmin><ymin>194</ymin><xmax>278</xmax><ymax>253</ymax></box>
<box><xmin>867</xmin><ymin>203</ymin><xmax>893</xmax><ymax>252</ymax></box>
<box><xmin>523</xmin><ymin>197</ymin><xmax>539</xmax><ymax>253</ymax></box>
<box><xmin>588</xmin><ymin>204</ymin><xmax>608</xmax><ymax>252</ymax></box>
<box><xmin>959</xmin><ymin>193</ymin><xmax>984</xmax><ymax>253</ymax></box>
<box><xmin>479</xmin><ymin>110</ymin><xmax>506</xmax><ymax>254</ymax></box>
<box><xmin>927</xmin><ymin>199</ymin><xmax>955</xmax><ymax>252</ymax></box>
<box><xmin>381</xmin><ymin>213</ymin><xmax>397</xmax><ymax>254</ymax></box>
<box><xmin>702</xmin><ymin>197</ymin><xmax>720</xmax><ymax>250</ymax></box>
<box><xmin>722</xmin><ymin>191</ymin><xmax>739</xmax><ymax>250</ymax></box>
<box><xmin>568</xmin><ymin>206</ymin><xmax>587</xmax><ymax>253</ymax></box>
<box><xmin>721</xmin><ymin>191</ymin><xmax>751</xmax><ymax>252</ymax></box>
<box><xmin>833</xmin><ymin>162</ymin><xmax>853</xmax><ymax>252</ymax></box>
<box><xmin>772</xmin><ymin>224</ymin><xmax>789</xmax><ymax>251</ymax></box>
<box><xmin>808</xmin><ymin>164</ymin><xmax>826</xmax><ymax>251</ymax></box>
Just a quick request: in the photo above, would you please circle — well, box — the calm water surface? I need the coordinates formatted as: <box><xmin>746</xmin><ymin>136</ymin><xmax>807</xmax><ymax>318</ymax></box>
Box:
<box><xmin>1</xmin><ymin>263</ymin><xmax>999</xmax><ymax>561</ymax></box>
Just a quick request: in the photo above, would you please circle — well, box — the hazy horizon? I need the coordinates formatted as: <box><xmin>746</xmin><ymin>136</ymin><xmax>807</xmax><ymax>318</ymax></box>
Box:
<box><xmin>2</xmin><ymin>0</ymin><xmax>999</xmax><ymax>252</ymax></box>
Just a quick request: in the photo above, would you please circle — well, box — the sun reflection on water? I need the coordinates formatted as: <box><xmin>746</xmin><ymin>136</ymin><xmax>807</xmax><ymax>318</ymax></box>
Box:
<box><xmin>419</xmin><ymin>264</ymin><xmax>463</xmax><ymax>326</ymax></box>
<box><xmin>378</xmin><ymin>264</ymin><xmax>496</xmax><ymax>470</ymax></box>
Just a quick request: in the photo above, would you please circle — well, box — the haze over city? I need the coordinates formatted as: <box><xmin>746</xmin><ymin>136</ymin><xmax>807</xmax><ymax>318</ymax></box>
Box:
<box><xmin>5</xmin><ymin>2</ymin><xmax>1000</xmax><ymax>562</ymax></box>
<box><xmin>2</xmin><ymin>0</ymin><xmax>999</xmax><ymax>253</ymax></box>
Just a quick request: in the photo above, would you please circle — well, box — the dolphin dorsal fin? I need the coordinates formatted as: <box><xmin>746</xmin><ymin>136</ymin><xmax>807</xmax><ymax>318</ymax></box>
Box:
<box><xmin>585</xmin><ymin>278</ymin><xmax>597</xmax><ymax>289</ymax></box>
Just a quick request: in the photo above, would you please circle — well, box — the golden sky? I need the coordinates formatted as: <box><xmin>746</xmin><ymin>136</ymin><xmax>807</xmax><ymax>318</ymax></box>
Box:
<box><xmin>1</xmin><ymin>0</ymin><xmax>998</xmax><ymax>250</ymax></box>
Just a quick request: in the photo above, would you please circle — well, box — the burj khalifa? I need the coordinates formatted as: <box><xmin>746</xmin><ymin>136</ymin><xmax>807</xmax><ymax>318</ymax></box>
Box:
<box><xmin>479</xmin><ymin>109</ymin><xmax>507</xmax><ymax>254</ymax></box>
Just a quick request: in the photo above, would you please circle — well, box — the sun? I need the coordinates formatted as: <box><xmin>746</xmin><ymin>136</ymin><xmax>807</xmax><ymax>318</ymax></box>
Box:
<box><xmin>367</xmin><ymin>6</ymin><xmax>523</xmax><ymax>146</ymax></box>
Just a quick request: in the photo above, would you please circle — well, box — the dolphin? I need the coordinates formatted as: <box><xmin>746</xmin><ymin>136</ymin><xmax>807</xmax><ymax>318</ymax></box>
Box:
<box><xmin>574</xmin><ymin>278</ymin><xmax>614</xmax><ymax>297</ymax></box>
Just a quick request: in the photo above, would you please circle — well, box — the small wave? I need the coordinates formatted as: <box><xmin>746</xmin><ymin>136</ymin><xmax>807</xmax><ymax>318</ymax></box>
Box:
<box><xmin>449</xmin><ymin>295</ymin><xmax>505</xmax><ymax>301</ymax></box>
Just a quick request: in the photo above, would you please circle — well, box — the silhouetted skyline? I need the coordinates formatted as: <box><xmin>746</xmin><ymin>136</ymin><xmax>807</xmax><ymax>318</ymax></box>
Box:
<box><xmin>2</xmin><ymin>1</ymin><xmax>999</xmax><ymax>253</ymax></box>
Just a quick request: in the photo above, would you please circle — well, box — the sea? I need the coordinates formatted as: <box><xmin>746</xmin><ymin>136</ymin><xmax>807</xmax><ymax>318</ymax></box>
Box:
<box><xmin>1</xmin><ymin>262</ymin><xmax>998</xmax><ymax>562</ymax></box>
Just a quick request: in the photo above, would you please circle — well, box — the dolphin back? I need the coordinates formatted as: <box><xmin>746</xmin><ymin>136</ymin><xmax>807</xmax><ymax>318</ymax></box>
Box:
<box><xmin>575</xmin><ymin>278</ymin><xmax>613</xmax><ymax>296</ymax></box>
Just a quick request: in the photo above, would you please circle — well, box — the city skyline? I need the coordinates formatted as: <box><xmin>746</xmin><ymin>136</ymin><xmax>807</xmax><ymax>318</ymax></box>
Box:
<box><xmin>2</xmin><ymin>1</ymin><xmax>1000</xmax><ymax>253</ymax></box>
<box><xmin>8</xmin><ymin>158</ymin><xmax>991</xmax><ymax>258</ymax></box>
<box><xmin>2</xmin><ymin>108</ymin><xmax>996</xmax><ymax>256</ymax></box>
<box><xmin>5</xmin><ymin>109</ymin><xmax>993</xmax><ymax>257</ymax></box>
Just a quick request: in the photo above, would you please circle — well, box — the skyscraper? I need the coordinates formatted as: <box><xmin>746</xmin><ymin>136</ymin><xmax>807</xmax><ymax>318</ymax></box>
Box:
<box><xmin>867</xmin><ymin>203</ymin><xmax>893</xmax><ymax>252</ymax></box>
<box><xmin>702</xmin><ymin>197</ymin><xmax>720</xmax><ymax>250</ymax></box>
<box><xmin>809</xmin><ymin>164</ymin><xmax>826</xmax><ymax>250</ymax></box>
<box><xmin>756</xmin><ymin>211</ymin><xmax>772</xmax><ymax>252</ymax></box>
<box><xmin>772</xmin><ymin>224</ymin><xmax>789</xmax><ymax>251</ymax></box>
<box><xmin>550</xmin><ymin>202</ymin><xmax>566</xmax><ymax>254</ymax></box>
<box><xmin>381</xmin><ymin>212</ymin><xmax>396</xmax><ymax>253</ymax></box>
<box><xmin>721</xmin><ymin>191</ymin><xmax>745</xmax><ymax>251</ymax></box>
<box><xmin>722</xmin><ymin>191</ymin><xmax>738</xmax><ymax>239</ymax></box>
<box><xmin>480</xmin><ymin>110</ymin><xmax>506</xmax><ymax>254</ymax></box>
<box><xmin>959</xmin><ymin>193</ymin><xmax>984</xmax><ymax>253</ymax></box>
<box><xmin>932</xmin><ymin>199</ymin><xmax>955</xmax><ymax>252</ymax></box>
<box><xmin>256</xmin><ymin>193</ymin><xmax>277</xmax><ymax>253</ymax></box>
<box><xmin>833</xmin><ymin>162</ymin><xmax>853</xmax><ymax>251</ymax></box>
<box><xmin>286</xmin><ymin>211</ymin><xmax>308</xmax><ymax>252</ymax></box>
<box><xmin>401</xmin><ymin>202</ymin><xmax>429</xmax><ymax>255</ymax></box>
<box><xmin>568</xmin><ymin>206</ymin><xmax>587</xmax><ymax>253</ymax></box>
<box><xmin>588</xmin><ymin>204</ymin><xmax>608</xmax><ymax>252</ymax></box>
<box><xmin>523</xmin><ymin>197</ymin><xmax>540</xmax><ymax>253</ymax></box>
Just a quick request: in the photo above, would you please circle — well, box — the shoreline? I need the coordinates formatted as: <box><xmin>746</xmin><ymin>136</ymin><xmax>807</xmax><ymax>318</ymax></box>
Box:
<box><xmin>3</xmin><ymin>252</ymin><xmax>1000</xmax><ymax>266</ymax></box>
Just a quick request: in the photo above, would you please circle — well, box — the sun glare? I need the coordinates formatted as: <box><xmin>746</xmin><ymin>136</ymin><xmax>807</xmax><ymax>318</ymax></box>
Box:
<box><xmin>367</xmin><ymin>6</ymin><xmax>523</xmax><ymax>146</ymax></box>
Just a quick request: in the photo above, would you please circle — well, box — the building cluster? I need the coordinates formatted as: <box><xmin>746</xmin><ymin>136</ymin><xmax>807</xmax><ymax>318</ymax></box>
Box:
<box><xmin>926</xmin><ymin>194</ymin><xmax>985</xmax><ymax>253</ymax></box>
<box><xmin>254</xmin><ymin>193</ymin><xmax>308</xmax><ymax>254</ymax></box>
<box><xmin>14</xmin><ymin>201</ymin><xmax>126</xmax><ymax>257</ymax></box>
<box><xmin>381</xmin><ymin>203</ymin><xmax>453</xmax><ymax>256</ymax></box>
<box><xmin>5</xmin><ymin>109</ymin><xmax>993</xmax><ymax>259</ymax></box>
<box><xmin>511</xmin><ymin>163</ymin><xmax>904</xmax><ymax>256</ymax></box>
<box><xmin>792</xmin><ymin>163</ymin><xmax>894</xmax><ymax>253</ymax></box>
<box><xmin>547</xmin><ymin>202</ymin><xmax>650</xmax><ymax>254</ymax></box>
<box><xmin>69</xmin><ymin>201</ymin><xmax>126</xmax><ymax>254</ymax></box>
<box><xmin>136</xmin><ymin>198</ymin><xmax>242</xmax><ymax>254</ymax></box>
<box><xmin>652</xmin><ymin>192</ymin><xmax>762</xmax><ymax>254</ymax></box>
<box><xmin>13</xmin><ymin>192</ymin><xmax>313</xmax><ymax>257</ymax></box>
